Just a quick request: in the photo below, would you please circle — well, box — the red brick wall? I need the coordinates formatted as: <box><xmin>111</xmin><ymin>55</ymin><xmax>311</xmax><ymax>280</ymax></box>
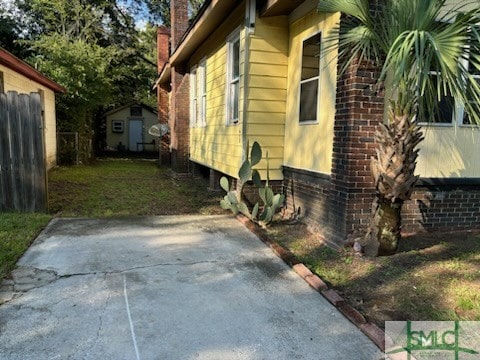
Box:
<box><xmin>157</xmin><ymin>26</ymin><xmax>170</xmax><ymax>72</ymax></box>
<box><xmin>157</xmin><ymin>26</ymin><xmax>171</xmax><ymax>165</ymax></box>
<box><xmin>170</xmin><ymin>64</ymin><xmax>190</xmax><ymax>173</ymax></box>
<box><xmin>403</xmin><ymin>184</ymin><xmax>480</xmax><ymax>233</ymax></box>
<box><xmin>283</xmin><ymin>167</ymin><xmax>331</xmax><ymax>237</ymax></box>
<box><xmin>236</xmin><ymin>179</ymin><xmax>283</xmax><ymax>207</ymax></box>
<box><xmin>170</xmin><ymin>0</ymin><xmax>189</xmax><ymax>50</ymax></box>
<box><xmin>326</xmin><ymin>57</ymin><xmax>384</xmax><ymax>243</ymax></box>
<box><xmin>168</xmin><ymin>0</ymin><xmax>190</xmax><ymax>172</ymax></box>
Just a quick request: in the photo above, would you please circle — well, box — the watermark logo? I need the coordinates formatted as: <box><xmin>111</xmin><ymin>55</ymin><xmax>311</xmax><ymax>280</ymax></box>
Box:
<box><xmin>385</xmin><ymin>321</ymin><xmax>480</xmax><ymax>360</ymax></box>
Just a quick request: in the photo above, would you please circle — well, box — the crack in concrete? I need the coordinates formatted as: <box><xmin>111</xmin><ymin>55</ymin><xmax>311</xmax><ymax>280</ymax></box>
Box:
<box><xmin>94</xmin><ymin>274</ymin><xmax>110</xmax><ymax>347</ymax></box>
<box><xmin>1</xmin><ymin>259</ymin><xmax>220</xmax><ymax>304</ymax></box>
<box><xmin>56</xmin><ymin>259</ymin><xmax>221</xmax><ymax>279</ymax></box>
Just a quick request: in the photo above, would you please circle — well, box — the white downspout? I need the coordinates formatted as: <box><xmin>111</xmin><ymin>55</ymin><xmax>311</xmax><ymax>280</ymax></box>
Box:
<box><xmin>242</xmin><ymin>0</ymin><xmax>256</xmax><ymax>161</ymax></box>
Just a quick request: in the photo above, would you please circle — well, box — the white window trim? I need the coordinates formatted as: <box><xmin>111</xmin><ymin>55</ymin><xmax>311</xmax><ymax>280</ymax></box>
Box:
<box><xmin>298</xmin><ymin>31</ymin><xmax>322</xmax><ymax>126</ymax></box>
<box><xmin>190</xmin><ymin>66</ymin><xmax>197</xmax><ymax>128</ymax></box>
<box><xmin>112</xmin><ymin>120</ymin><xmax>124</xmax><ymax>133</ymax></box>
<box><xmin>226</xmin><ymin>27</ymin><xmax>241</xmax><ymax>125</ymax></box>
<box><xmin>198</xmin><ymin>58</ymin><xmax>207</xmax><ymax>127</ymax></box>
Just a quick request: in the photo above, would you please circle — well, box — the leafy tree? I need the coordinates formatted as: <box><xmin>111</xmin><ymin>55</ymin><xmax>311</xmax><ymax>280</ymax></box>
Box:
<box><xmin>12</xmin><ymin>0</ymin><xmax>159</xmax><ymax>158</ymax></box>
<box><xmin>0</xmin><ymin>3</ymin><xmax>32</xmax><ymax>57</ymax></box>
<box><xmin>317</xmin><ymin>0</ymin><xmax>480</xmax><ymax>255</ymax></box>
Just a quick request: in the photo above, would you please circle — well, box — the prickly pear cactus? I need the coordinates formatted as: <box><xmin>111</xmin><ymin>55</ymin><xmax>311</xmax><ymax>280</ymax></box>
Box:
<box><xmin>219</xmin><ymin>141</ymin><xmax>284</xmax><ymax>225</ymax></box>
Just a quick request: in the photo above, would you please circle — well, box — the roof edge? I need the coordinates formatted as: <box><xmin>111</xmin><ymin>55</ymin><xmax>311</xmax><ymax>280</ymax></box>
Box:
<box><xmin>0</xmin><ymin>48</ymin><xmax>66</xmax><ymax>94</ymax></box>
<box><xmin>104</xmin><ymin>102</ymin><xmax>158</xmax><ymax>116</ymax></box>
<box><xmin>169</xmin><ymin>0</ymin><xmax>241</xmax><ymax>66</ymax></box>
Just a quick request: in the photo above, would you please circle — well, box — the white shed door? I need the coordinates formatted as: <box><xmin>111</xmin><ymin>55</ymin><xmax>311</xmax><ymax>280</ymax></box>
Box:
<box><xmin>129</xmin><ymin>120</ymin><xmax>143</xmax><ymax>151</ymax></box>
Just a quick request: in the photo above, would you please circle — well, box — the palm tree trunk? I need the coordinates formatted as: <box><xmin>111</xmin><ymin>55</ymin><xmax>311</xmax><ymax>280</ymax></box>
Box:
<box><xmin>363</xmin><ymin>97</ymin><xmax>423</xmax><ymax>256</ymax></box>
<box><xmin>364</xmin><ymin>196</ymin><xmax>403</xmax><ymax>256</ymax></box>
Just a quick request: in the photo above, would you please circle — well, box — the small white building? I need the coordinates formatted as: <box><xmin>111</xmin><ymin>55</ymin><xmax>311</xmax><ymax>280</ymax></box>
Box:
<box><xmin>105</xmin><ymin>103</ymin><xmax>159</xmax><ymax>152</ymax></box>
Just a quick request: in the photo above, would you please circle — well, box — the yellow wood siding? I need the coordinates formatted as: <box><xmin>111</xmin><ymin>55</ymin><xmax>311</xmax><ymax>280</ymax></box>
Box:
<box><xmin>245</xmin><ymin>15</ymin><xmax>289</xmax><ymax>181</ymax></box>
<box><xmin>416</xmin><ymin>126</ymin><xmax>480</xmax><ymax>178</ymax></box>
<box><xmin>0</xmin><ymin>64</ymin><xmax>57</xmax><ymax>169</ymax></box>
<box><xmin>283</xmin><ymin>10</ymin><xmax>340</xmax><ymax>174</ymax></box>
<box><xmin>189</xmin><ymin>3</ymin><xmax>245</xmax><ymax>178</ymax></box>
<box><xmin>412</xmin><ymin>0</ymin><xmax>480</xmax><ymax>178</ymax></box>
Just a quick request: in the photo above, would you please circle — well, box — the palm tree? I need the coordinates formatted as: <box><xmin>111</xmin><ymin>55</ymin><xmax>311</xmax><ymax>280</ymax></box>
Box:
<box><xmin>318</xmin><ymin>0</ymin><xmax>480</xmax><ymax>255</ymax></box>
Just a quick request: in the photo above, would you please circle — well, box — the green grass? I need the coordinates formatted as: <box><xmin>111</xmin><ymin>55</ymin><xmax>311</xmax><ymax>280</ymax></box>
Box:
<box><xmin>0</xmin><ymin>212</ymin><xmax>51</xmax><ymax>279</ymax></box>
<box><xmin>1</xmin><ymin>159</ymin><xmax>224</xmax><ymax>281</ymax></box>
<box><xmin>48</xmin><ymin>159</ymin><xmax>224</xmax><ymax>217</ymax></box>
<box><xmin>265</xmin><ymin>222</ymin><xmax>480</xmax><ymax>326</ymax></box>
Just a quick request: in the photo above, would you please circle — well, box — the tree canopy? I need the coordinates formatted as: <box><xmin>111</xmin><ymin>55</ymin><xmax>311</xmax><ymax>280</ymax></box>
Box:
<box><xmin>2</xmin><ymin>0</ymin><xmax>159</xmax><ymax>132</ymax></box>
<box><xmin>0</xmin><ymin>0</ymin><xmax>169</xmax><ymax>159</ymax></box>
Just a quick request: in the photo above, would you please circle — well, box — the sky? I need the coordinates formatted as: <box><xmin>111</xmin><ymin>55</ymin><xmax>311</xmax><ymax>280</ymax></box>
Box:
<box><xmin>117</xmin><ymin>0</ymin><xmax>151</xmax><ymax>30</ymax></box>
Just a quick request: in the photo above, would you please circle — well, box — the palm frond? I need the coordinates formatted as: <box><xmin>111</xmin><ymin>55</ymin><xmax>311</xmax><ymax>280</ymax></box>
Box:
<box><xmin>319</xmin><ymin>0</ymin><xmax>480</xmax><ymax>125</ymax></box>
<box><xmin>318</xmin><ymin>0</ymin><xmax>371</xmax><ymax>23</ymax></box>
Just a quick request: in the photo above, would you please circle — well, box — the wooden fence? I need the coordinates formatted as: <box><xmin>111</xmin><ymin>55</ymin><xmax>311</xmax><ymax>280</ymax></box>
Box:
<box><xmin>0</xmin><ymin>91</ymin><xmax>47</xmax><ymax>212</ymax></box>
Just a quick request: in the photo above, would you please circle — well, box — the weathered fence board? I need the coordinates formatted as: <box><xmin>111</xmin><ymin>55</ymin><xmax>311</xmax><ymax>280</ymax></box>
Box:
<box><xmin>0</xmin><ymin>91</ymin><xmax>47</xmax><ymax>212</ymax></box>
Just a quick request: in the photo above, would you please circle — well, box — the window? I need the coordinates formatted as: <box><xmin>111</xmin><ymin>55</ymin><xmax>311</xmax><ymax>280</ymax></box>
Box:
<box><xmin>130</xmin><ymin>106</ymin><xmax>142</xmax><ymax>117</ymax></box>
<box><xmin>226</xmin><ymin>29</ymin><xmax>240</xmax><ymax>124</ymax></box>
<box><xmin>419</xmin><ymin>74</ymin><xmax>455</xmax><ymax>124</ymax></box>
<box><xmin>299</xmin><ymin>33</ymin><xmax>321</xmax><ymax>123</ymax></box>
<box><xmin>421</xmin><ymin>27</ymin><xmax>480</xmax><ymax>126</ymax></box>
<box><xmin>0</xmin><ymin>72</ymin><xmax>4</xmax><ymax>93</ymax></box>
<box><xmin>190</xmin><ymin>66</ymin><xmax>197</xmax><ymax>127</ymax></box>
<box><xmin>198</xmin><ymin>58</ymin><xmax>207</xmax><ymax>127</ymax></box>
<box><xmin>462</xmin><ymin>28</ymin><xmax>480</xmax><ymax>125</ymax></box>
<box><xmin>112</xmin><ymin>120</ymin><xmax>124</xmax><ymax>133</ymax></box>
<box><xmin>190</xmin><ymin>59</ymin><xmax>207</xmax><ymax>127</ymax></box>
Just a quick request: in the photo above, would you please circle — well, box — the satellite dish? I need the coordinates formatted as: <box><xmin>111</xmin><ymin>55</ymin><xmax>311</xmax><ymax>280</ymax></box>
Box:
<box><xmin>149</xmin><ymin>124</ymin><xmax>169</xmax><ymax>137</ymax></box>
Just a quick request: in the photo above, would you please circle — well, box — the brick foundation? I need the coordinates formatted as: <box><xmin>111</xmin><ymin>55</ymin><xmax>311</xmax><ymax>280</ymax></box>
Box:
<box><xmin>236</xmin><ymin>179</ymin><xmax>283</xmax><ymax>207</ymax></box>
<box><xmin>208</xmin><ymin>168</ymin><xmax>223</xmax><ymax>191</ymax></box>
<box><xmin>284</xmin><ymin>167</ymin><xmax>480</xmax><ymax>243</ymax></box>
<box><xmin>283</xmin><ymin>166</ymin><xmax>332</xmax><ymax>237</ymax></box>
<box><xmin>402</xmin><ymin>181</ymin><xmax>480</xmax><ymax>233</ymax></box>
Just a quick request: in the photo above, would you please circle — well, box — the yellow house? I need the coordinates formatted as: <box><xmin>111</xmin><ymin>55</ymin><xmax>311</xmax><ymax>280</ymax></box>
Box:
<box><xmin>0</xmin><ymin>48</ymin><xmax>65</xmax><ymax>169</ymax></box>
<box><xmin>157</xmin><ymin>0</ymin><xmax>480</xmax><ymax>244</ymax></box>
<box><xmin>105</xmin><ymin>103</ymin><xmax>159</xmax><ymax>152</ymax></box>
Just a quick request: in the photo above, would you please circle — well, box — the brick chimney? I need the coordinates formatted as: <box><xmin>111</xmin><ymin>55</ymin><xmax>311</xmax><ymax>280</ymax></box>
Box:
<box><xmin>170</xmin><ymin>0</ymin><xmax>189</xmax><ymax>51</ymax></box>
<box><xmin>156</xmin><ymin>26</ymin><xmax>171</xmax><ymax>165</ymax></box>
<box><xmin>169</xmin><ymin>0</ymin><xmax>190</xmax><ymax>173</ymax></box>
<box><xmin>157</xmin><ymin>26</ymin><xmax>170</xmax><ymax>73</ymax></box>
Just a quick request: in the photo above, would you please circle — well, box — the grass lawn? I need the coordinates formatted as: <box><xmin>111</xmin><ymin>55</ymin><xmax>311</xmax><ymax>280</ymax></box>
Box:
<box><xmin>48</xmin><ymin>159</ymin><xmax>224</xmax><ymax>217</ymax></box>
<box><xmin>1</xmin><ymin>159</ymin><xmax>224</xmax><ymax>281</ymax></box>
<box><xmin>266</xmin><ymin>222</ymin><xmax>480</xmax><ymax>327</ymax></box>
<box><xmin>0</xmin><ymin>213</ymin><xmax>52</xmax><ymax>279</ymax></box>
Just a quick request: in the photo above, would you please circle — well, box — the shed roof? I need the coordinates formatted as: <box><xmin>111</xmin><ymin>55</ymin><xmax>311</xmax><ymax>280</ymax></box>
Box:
<box><xmin>104</xmin><ymin>102</ymin><xmax>158</xmax><ymax>116</ymax></box>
